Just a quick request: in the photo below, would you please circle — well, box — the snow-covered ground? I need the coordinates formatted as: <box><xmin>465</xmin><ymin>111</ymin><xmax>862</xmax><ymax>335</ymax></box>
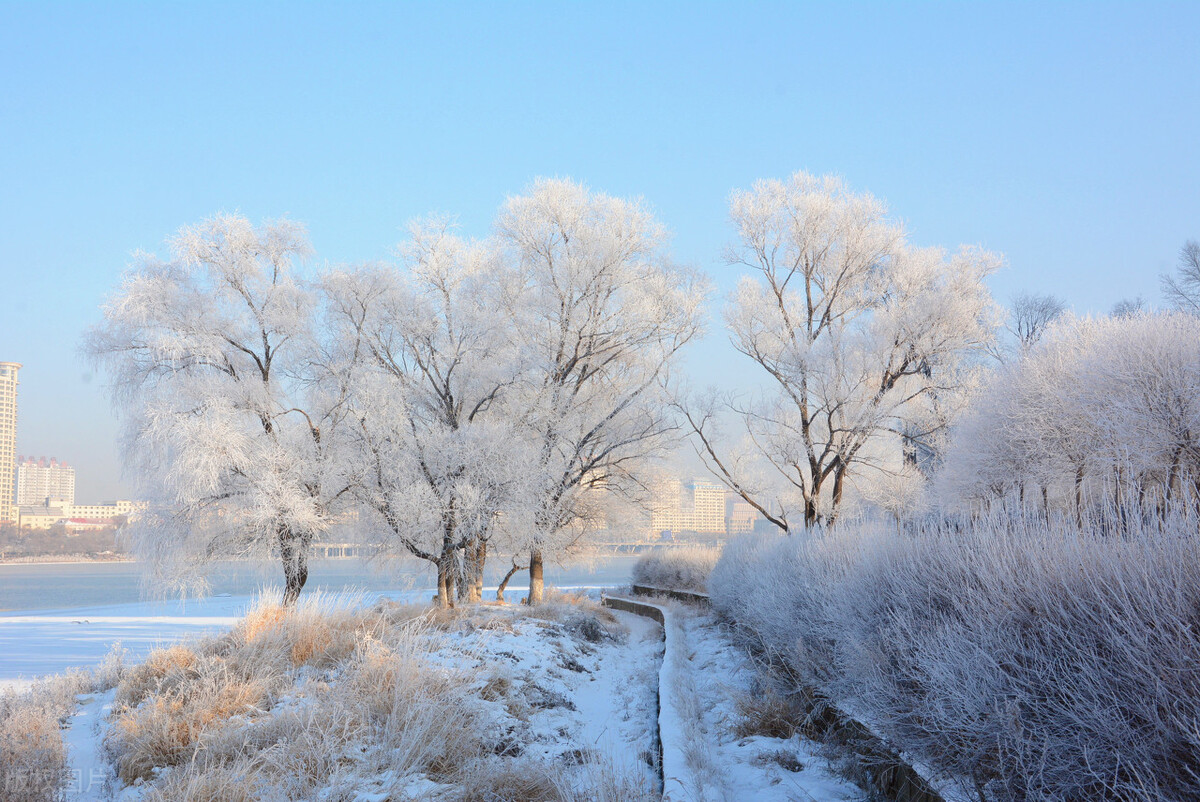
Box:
<box><xmin>50</xmin><ymin>599</ymin><xmax>664</xmax><ymax>801</ymax></box>
<box><xmin>645</xmin><ymin>598</ymin><xmax>865</xmax><ymax>802</ymax></box>
<box><xmin>12</xmin><ymin>591</ymin><xmax>869</xmax><ymax>801</ymax></box>
<box><xmin>61</xmin><ymin>688</ymin><xmax>119</xmax><ymax>802</ymax></box>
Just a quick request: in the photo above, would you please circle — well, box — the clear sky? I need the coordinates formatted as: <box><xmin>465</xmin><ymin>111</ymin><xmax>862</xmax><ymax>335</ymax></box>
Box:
<box><xmin>1</xmin><ymin>1</ymin><xmax>1197</xmax><ymax>502</ymax></box>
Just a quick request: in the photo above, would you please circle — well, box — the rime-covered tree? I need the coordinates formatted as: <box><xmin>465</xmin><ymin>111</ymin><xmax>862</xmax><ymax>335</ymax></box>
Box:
<box><xmin>1161</xmin><ymin>239</ymin><xmax>1200</xmax><ymax>314</ymax></box>
<box><xmin>86</xmin><ymin>215</ymin><xmax>354</xmax><ymax>603</ymax></box>
<box><xmin>683</xmin><ymin>172</ymin><xmax>1000</xmax><ymax>530</ymax></box>
<box><xmin>498</xmin><ymin>179</ymin><xmax>707</xmax><ymax>603</ymax></box>
<box><xmin>325</xmin><ymin>222</ymin><xmax>527</xmax><ymax>607</ymax></box>
<box><xmin>1008</xmin><ymin>291</ymin><xmax>1066</xmax><ymax>352</ymax></box>
<box><xmin>1111</xmin><ymin>296</ymin><xmax>1147</xmax><ymax>318</ymax></box>
<box><xmin>938</xmin><ymin>312</ymin><xmax>1200</xmax><ymax>518</ymax></box>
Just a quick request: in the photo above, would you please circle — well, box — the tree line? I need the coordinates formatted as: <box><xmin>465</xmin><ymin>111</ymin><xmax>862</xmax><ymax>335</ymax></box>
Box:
<box><xmin>86</xmin><ymin>173</ymin><xmax>1196</xmax><ymax>603</ymax></box>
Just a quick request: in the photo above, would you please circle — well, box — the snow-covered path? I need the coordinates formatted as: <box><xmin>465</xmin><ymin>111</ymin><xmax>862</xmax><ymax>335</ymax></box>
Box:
<box><xmin>573</xmin><ymin>610</ymin><xmax>664</xmax><ymax>785</ymax></box>
<box><xmin>61</xmin><ymin>689</ymin><xmax>118</xmax><ymax>802</ymax></box>
<box><xmin>630</xmin><ymin>597</ymin><xmax>865</xmax><ymax>802</ymax></box>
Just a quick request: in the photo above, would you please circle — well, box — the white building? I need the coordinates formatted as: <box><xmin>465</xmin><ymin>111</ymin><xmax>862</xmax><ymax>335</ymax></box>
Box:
<box><xmin>16</xmin><ymin>456</ymin><xmax>76</xmax><ymax>506</ymax></box>
<box><xmin>18</xmin><ymin>499</ymin><xmax>146</xmax><ymax>531</ymax></box>
<box><xmin>0</xmin><ymin>362</ymin><xmax>18</xmax><ymax>524</ymax></box>
<box><xmin>649</xmin><ymin>476</ymin><xmax>730</xmax><ymax>537</ymax></box>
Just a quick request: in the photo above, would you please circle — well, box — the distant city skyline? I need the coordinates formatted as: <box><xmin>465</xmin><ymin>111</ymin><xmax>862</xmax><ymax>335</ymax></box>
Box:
<box><xmin>2</xmin><ymin>2</ymin><xmax>1197</xmax><ymax>501</ymax></box>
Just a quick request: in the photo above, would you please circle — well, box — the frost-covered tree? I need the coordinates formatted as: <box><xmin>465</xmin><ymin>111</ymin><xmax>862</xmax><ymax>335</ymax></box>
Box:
<box><xmin>938</xmin><ymin>312</ymin><xmax>1200</xmax><ymax>518</ymax></box>
<box><xmin>498</xmin><ymin>179</ymin><xmax>707</xmax><ymax>603</ymax></box>
<box><xmin>683</xmin><ymin>172</ymin><xmax>1001</xmax><ymax>530</ymax></box>
<box><xmin>1161</xmin><ymin>239</ymin><xmax>1200</xmax><ymax>313</ymax></box>
<box><xmin>86</xmin><ymin>215</ymin><xmax>354</xmax><ymax>603</ymax></box>
<box><xmin>325</xmin><ymin>222</ymin><xmax>528</xmax><ymax>607</ymax></box>
<box><xmin>1008</xmin><ymin>291</ymin><xmax>1066</xmax><ymax>352</ymax></box>
<box><xmin>1111</xmin><ymin>296</ymin><xmax>1147</xmax><ymax>318</ymax></box>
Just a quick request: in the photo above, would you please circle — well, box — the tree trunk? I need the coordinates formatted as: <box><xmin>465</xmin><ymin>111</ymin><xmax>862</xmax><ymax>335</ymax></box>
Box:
<box><xmin>279</xmin><ymin>526</ymin><xmax>309</xmax><ymax>606</ymax></box>
<box><xmin>436</xmin><ymin>553</ymin><xmax>455</xmax><ymax>608</ymax></box>
<box><xmin>496</xmin><ymin>559</ymin><xmax>527</xmax><ymax>604</ymax></box>
<box><xmin>803</xmin><ymin>496</ymin><xmax>818</xmax><ymax>528</ymax></box>
<box><xmin>458</xmin><ymin>538</ymin><xmax>485</xmax><ymax>603</ymax></box>
<box><xmin>528</xmin><ymin>548</ymin><xmax>544</xmax><ymax>605</ymax></box>
<box><xmin>471</xmin><ymin>539</ymin><xmax>486</xmax><ymax>602</ymax></box>
<box><xmin>827</xmin><ymin>466</ymin><xmax>847</xmax><ymax>527</ymax></box>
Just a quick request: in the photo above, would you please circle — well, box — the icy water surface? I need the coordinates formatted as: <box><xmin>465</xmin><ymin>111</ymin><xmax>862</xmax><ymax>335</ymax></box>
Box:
<box><xmin>0</xmin><ymin>553</ymin><xmax>641</xmax><ymax>684</ymax></box>
<box><xmin>0</xmin><ymin>554</ymin><xmax>640</xmax><ymax>612</ymax></box>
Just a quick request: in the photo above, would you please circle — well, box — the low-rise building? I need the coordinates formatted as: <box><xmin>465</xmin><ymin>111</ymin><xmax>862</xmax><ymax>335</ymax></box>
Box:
<box><xmin>18</xmin><ymin>499</ymin><xmax>146</xmax><ymax>532</ymax></box>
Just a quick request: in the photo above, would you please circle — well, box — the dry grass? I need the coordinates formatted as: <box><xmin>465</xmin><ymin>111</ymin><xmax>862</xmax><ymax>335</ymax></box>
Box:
<box><xmin>233</xmin><ymin>588</ymin><xmax>372</xmax><ymax>668</ymax></box>
<box><xmin>115</xmin><ymin>644</ymin><xmax>199</xmax><ymax>708</ymax></box>
<box><xmin>99</xmin><ymin>589</ymin><xmax>650</xmax><ymax>800</ymax></box>
<box><xmin>455</xmin><ymin>754</ymin><xmax>660</xmax><ymax>802</ymax></box>
<box><xmin>0</xmin><ymin>672</ymin><xmax>92</xmax><ymax>802</ymax></box>
<box><xmin>139</xmin><ymin>760</ymin><xmax>262</xmax><ymax>802</ymax></box>
<box><xmin>108</xmin><ymin>654</ymin><xmax>276</xmax><ymax>783</ymax></box>
<box><xmin>105</xmin><ymin>591</ymin><xmax>494</xmax><ymax>797</ymax></box>
<box><xmin>0</xmin><ymin>700</ymin><xmax>68</xmax><ymax>802</ymax></box>
<box><xmin>733</xmin><ymin>680</ymin><xmax>803</xmax><ymax>740</ymax></box>
<box><xmin>456</xmin><ymin>759</ymin><xmax>568</xmax><ymax>802</ymax></box>
<box><xmin>523</xmin><ymin>590</ymin><xmax>627</xmax><ymax>643</ymax></box>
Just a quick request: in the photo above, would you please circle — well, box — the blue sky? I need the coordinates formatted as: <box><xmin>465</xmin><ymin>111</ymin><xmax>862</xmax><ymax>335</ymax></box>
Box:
<box><xmin>1</xmin><ymin>1</ymin><xmax>1197</xmax><ymax>501</ymax></box>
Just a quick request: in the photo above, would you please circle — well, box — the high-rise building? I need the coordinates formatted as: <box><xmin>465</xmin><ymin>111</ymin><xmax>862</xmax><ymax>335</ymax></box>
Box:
<box><xmin>690</xmin><ymin>479</ymin><xmax>727</xmax><ymax>533</ymax></box>
<box><xmin>649</xmin><ymin>476</ymin><xmax>729</xmax><ymax>536</ymax></box>
<box><xmin>0</xmin><ymin>362</ymin><xmax>19</xmax><ymax>524</ymax></box>
<box><xmin>726</xmin><ymin>497</ymin><xmax>760</xmax><ymax>535</ymax></box>
<box><xmin>650</xmin><ymin>477</ymin><xmax>687</xmax><ymax>534</ymax></box>
<box><xmin>16</xmin><ymin>456</ymin><xmax>76</xmax><ymax>506</ymax></box>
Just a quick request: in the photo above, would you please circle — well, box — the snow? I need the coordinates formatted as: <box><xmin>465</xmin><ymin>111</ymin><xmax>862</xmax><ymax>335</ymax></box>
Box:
<box><xmin>419</xmin><ymin>604</ymin><xmax>664</xmax><ymax>794</ymax></box>
<box><xmin>11</xmin><ymin>590</ymin><xmax>868</xmax><ymax>801</ymax></box>
<box><xmin>61</xmin><ymin>689</ymin><xmax>119</xmax><ymax>802</ymax></box>
<box><xmin>620</xmin><ymin>594</ymin><xmax>865</xmax><ymax>802</ymax></box>
<box><xmin>676</xmin><ymin>607</ymin><xmax>863</xmax><ymax>801</ymax></box>
<box><xmin>569</xmin><ymin>611</ymin><xmax>664</xmax><ymax>784</ymax></box>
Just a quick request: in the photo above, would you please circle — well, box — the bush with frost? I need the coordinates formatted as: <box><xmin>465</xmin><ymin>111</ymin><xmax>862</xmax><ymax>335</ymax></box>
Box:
<box><xmin>632</xmin><ymin>546</ymin><xmax>721</xmax><ymax>592</ymax></box>
<box><xmin>711</xmin><ymin>509</ymin><xmax>1200</xmax><ymax>801</ymax></box>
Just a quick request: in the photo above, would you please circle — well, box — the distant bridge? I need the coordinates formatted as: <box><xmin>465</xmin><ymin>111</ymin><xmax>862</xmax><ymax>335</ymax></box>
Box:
<box><xmin>310</xmin><ymin>541</ymin><xmax>707</xmax><ymax>559</ymax></box>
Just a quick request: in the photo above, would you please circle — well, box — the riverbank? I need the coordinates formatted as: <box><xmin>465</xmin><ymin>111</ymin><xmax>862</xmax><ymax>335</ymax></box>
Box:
<box><xmin>0</xmin><ymin>553</ymin><xmax>133</xmax><ymax>565</ymax></box>
<box><xmin>5</xmin><ymin>590</ymin><xmax>868</xmax><ymax>801</ymax></box>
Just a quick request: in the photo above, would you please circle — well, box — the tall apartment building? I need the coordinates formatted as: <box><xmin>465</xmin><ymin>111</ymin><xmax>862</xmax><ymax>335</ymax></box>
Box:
<box><xmin>649</xmin><ymin>476</ymin><xmax>729</xmax><ymax>536</ymax></box>
<box><xmin>649</xmin><ymin>477</ymin><xmax>687</xmax><ymax>534</ymax></box>
<box><xmin>691</xmin><ymin>479</ymin><xmax>727</xmax><ymax>533</ymax></box>
<box><xmin>726</xmin><ymin>497</ymin><xmax>759</xmax><ymax>535</ymax></box>
<box><xmin>16</xmin><ymin>456</ymin><xmax>76</xmax><ymax>506</ymax></box>
<box><xmin>0</xmin><ymin>362</ymin><xmax>19</xmax><ymax>524</ymax></box>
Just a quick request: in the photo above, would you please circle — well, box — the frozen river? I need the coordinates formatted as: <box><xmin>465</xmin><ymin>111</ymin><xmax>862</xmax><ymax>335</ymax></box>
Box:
<box><xmin>0</xmin><ymin>554</ymin><xmax>640</xmax><ymax>686</ymax></box>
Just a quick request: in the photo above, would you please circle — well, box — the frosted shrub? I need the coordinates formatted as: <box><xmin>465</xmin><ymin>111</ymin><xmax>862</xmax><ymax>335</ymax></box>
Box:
<box><xmin>107</xmin><ymin>590</ymin><xmax>494</xmax><ymax>797</ymax></box>
<box><xmin>0</xmin><ymin>692</ymin><xmax>68</xmax><ymax>802</ymax></box>
<box><xmin>632</xmin><ymin>546</ymin><xmax>721</xmax><ymax>592</ymax></box>
<box><xmin>0</xmin><ymin>672</ymin><xmax>92</xmax><ymax>802</ymax></box>
<box><xmin>711</xmin><ymin>511</ymin><xmax>1200</xmax><ymax>801</ymax></box>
